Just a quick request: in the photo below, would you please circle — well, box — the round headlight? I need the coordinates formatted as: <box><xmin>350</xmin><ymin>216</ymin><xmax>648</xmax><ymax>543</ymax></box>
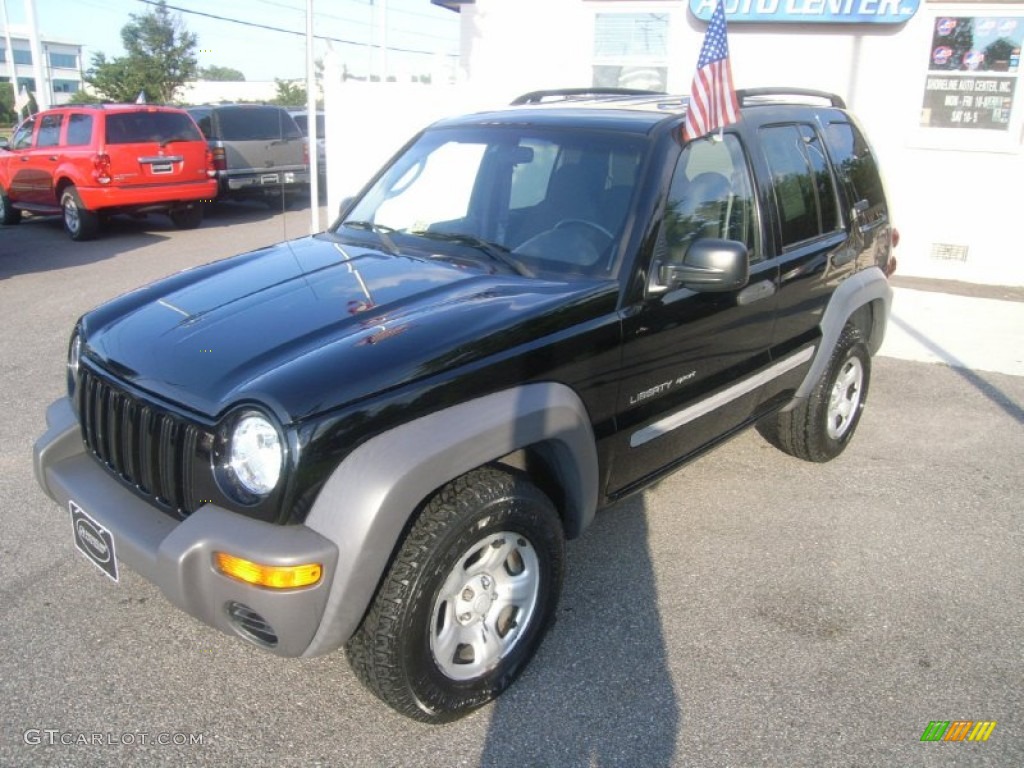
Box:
<box><xmin>228</xmin><ymin>413</ymin><xmax>283</xmax><ymax>496</ymax></box>
<box><xmin>67</xmin><ymin>333</ymin><xmax>82</xmax><ymax>397</ymax></box>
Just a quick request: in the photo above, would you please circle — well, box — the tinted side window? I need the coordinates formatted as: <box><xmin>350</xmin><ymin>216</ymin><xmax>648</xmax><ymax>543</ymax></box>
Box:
<box><xmin>105</xmin><ymin>112</ymin><xmax>202</xmax><ymax>144</ymax></box>
<box><xmin>664</xmin><ymin>134</ymin><xmax>760</xmax><ymax>261</ymax></box>
<box><xmin>66</xmin><ymin>114</ymin><xmax>94</xmax><ymax>146</ymax></box>
<box><xmin>11</xmin><ymin>116</ymin><xmax>36</xmax><ymax>149</ymax></box>
<box><xmin>799</xmin><ymin>124</ymin><xmax>838</xmax><ymax>234</ymax></box>
<box><xmin>216</xmin><ymin>108</ymin><xmax>300</xmax><ymax>140</ymax></box>
<box><xmin>760</xmin><ymin>124</ymin><xmax>831</xmax><ymax>247</ymax></box>
<box><xmin>37</xmin><ymin>114</ymin><xmax>64</xmax><ymax>147</ymax></box>
<box><xmin>825</xmin><ymin>121</ymin><xmax>886</xmax><ymax>220</ymax></box>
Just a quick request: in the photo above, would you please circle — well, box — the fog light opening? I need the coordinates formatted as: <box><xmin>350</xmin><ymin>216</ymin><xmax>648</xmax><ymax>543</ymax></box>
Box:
<box><xmin>226</xmin><ymin>601</ymin><xmax>279</xmax><ymax>648</ymax></box>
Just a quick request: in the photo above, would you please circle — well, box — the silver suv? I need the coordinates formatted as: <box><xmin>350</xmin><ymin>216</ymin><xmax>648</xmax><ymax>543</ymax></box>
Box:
<box><xmin>187</xmin><ymin>104</ymin><xmax>310</xmax><ymax>205</ymax></box>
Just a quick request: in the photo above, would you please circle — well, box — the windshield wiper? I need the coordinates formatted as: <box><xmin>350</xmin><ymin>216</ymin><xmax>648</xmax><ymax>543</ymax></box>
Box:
<box><xmin>340</xmin><ymin>220</ymin><xmax>400</xmax><ymax>256</ymax></box>
<box><xmin>410</xmin><ymin>231</ymin><xmax>531</xmax><ymax>277</ymax></box>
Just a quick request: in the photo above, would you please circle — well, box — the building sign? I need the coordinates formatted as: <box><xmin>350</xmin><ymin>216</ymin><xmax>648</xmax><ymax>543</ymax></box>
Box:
<box><xmin>920</xmin><ymin>17</ymin><xmax>1022</xmax><ymax>130</ymax></box>
<box><xmin>689</xmin><ymin>0</ymin><xmax>919</xmax><ymax>24</ymax></box>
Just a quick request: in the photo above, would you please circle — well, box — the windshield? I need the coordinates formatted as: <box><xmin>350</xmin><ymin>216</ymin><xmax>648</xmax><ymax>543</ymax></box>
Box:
<box><xmin>334</xmin><ymin>125</ymin><xmax>647</xmax><ymax>279</ymax></box>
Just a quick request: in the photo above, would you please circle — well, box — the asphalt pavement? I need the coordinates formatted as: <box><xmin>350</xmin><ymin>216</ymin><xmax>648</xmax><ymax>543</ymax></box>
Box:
<box><xmin>0</xmin><ymin>208</ymin><xmax>1021</xmax><ymax>767</ymax></box>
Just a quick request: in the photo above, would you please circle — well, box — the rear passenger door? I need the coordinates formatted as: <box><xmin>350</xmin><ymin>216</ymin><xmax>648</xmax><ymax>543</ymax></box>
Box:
<box><xmin>749</xmin><ymin>120</ymin><xmax>851</xmax><ymax>411</ymax></box>
<box><xmin>610</xmin><ymin>132</ymin><xmax>777</xmax><ymax>493</ymax></box>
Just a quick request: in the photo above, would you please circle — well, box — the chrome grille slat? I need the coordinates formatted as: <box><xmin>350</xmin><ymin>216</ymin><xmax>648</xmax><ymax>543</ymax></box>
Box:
<box><xmin>78</xmin><ymin>368</ymin><xmax>196</xmax><ymax>518</ymax></box>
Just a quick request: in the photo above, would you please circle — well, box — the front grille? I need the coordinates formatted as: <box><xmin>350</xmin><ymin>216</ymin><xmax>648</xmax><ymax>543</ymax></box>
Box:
<box><xmin>78</xmin><ymin>367</ymin><xmax>198</xmax><ymax>518</ymax></box>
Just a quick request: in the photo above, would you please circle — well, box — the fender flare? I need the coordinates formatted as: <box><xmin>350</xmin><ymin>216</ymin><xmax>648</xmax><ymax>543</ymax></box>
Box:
<box><xmin>789</xmin><ymin>266</ymin><xmax>892</xmax><ymax>405</ymax></box>
<box><xmin>300</xmin><ymin>382</ymin><xmax>599</xmax><ymax>657</ymax></box>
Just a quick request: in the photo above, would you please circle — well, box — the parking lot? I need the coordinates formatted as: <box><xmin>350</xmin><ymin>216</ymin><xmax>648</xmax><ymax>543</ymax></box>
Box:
<box><xmin>1</xmin><ymin>203</ymin><xmax>1021</xmax><ymax>767</ymax></box>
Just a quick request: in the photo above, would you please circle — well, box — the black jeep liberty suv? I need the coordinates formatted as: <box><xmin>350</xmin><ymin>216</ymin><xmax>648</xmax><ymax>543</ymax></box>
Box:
<box><xmin>34</xmin><ymin>88</ymin><xmax>896</xmax><ymax>722</ymax></box>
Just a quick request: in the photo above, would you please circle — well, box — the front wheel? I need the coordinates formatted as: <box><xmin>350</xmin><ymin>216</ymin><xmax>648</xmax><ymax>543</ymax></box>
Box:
<box><xmin>346</xmin><ymin>466</ymin><xmax>565</xmax><ymax>722</ymax></box>
<box><xmin>0</xmin><ymin>184</ymin><xmax>22</xmax><ymax>225</ymax></box>
<box><xmin>61</xmin><ymin>186</ymin><xmax>99</xmax><ymax>241</ymax></box>
<box><xmin>757</xmin><ymin>324</ymin><xmax>871</xmax><ymax>462</ymax></box>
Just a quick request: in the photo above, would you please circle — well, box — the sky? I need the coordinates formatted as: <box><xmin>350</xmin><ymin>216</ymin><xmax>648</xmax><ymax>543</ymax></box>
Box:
<box><xmin>3</xmin><ymin>0</ymin><xmax>462</xmax><ymax>82</ymax></box>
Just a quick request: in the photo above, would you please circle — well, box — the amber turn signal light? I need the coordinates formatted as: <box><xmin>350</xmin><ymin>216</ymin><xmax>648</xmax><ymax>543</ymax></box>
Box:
<box><xmin>214</xmin><ymin>552</ymin><xmax>322</xmax><ymax>589</ymax></box>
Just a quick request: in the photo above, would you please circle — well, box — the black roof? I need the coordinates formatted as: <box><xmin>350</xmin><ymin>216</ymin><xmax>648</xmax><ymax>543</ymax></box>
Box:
<box><xmin>430</xmin><ymin>87</ymin><xmax>846</xmax><ymax>135</ymax></box>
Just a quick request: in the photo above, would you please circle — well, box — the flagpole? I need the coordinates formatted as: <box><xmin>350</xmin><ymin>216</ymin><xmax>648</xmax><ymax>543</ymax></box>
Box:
<box><xmin>306</xmin><ymin>0</ymin><xmax>320</xmax><ymax>234</ymax></box>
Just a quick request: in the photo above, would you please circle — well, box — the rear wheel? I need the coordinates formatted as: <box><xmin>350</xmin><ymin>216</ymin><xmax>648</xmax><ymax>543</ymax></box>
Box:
<box><xmin>169</xmin><ymin>204</ymin><xmax>204</xmax><ymax>230</ymax></box>
<box><xmin>757</xmin><ymin>325</ymin><xmax>871</xmax><ymax>462</ymax></box>
<box><xmin>0</xmin><ymin>185</ymin><xmax>21</xmax><ymax>225</ymax></box>
<box><xmin>346</xmin><ymin>466</ymin><xmax>565</xmax><ymax>722</ymax></box>
<box><xmin>61</xmin><ymin>186</ymin><xmax>99</xmax><ymax>241</ymax></box>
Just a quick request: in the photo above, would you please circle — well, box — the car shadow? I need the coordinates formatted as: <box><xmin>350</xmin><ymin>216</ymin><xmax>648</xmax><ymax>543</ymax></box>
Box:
<box><xmin>479</xmin><ymin>493</ymin><xmax>680</xmax><ymax>767</ymax></box>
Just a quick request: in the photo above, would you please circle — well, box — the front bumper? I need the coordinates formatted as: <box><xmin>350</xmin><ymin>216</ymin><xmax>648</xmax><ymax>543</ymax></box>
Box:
<box><xmin>33</xmin><ymin>397</ymin><xmax>338</xmax><ymax>657</ymax></box>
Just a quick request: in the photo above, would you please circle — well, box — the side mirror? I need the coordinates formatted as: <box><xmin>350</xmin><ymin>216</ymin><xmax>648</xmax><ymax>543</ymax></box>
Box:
<box><xmin>0</xmin><ymin>137</ymin><xmax>9</xmax><ymax>151</ymax></box>
<box><xmin>651</xmin><ymin>238</ymin><xmax>749</xmax><ymax>294</ymax></box>
<box><xmin>337</xmin><ymin>196</ymin><xmax>353</xmax><ymax>219</ymax></box>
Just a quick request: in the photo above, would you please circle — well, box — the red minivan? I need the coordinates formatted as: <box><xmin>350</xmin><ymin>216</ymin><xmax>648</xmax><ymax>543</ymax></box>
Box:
<box><xmin>0</xmin><ymin>104</ymin><xmax>216</xmax><ymax>240</ymax></box>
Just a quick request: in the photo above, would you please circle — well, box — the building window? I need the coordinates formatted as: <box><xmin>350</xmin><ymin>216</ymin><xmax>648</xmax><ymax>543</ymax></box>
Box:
<box><xmin>49</xmin><ymin>51</ymin><xmax>78</xmax><ymax>69</ymax></box>
<box><xmin>13</xmin><ymin>49</ymin><xmax>33</xmax><ymax>65</ymax></box>
<box><xmin>53</xmin><ymin>79</ymin><xmax>80</xmax><ymax>93</ymax></box>
<box><xmin>593</xmin><ymin>13</ymin><xmax>669</xmax><ymax>91</ymax></box>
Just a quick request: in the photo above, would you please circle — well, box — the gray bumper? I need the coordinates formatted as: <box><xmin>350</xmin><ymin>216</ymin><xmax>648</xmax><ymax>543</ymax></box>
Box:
<box><xmin>33</xmin><ymin>398</ymin><xmax>339</xmax><ymax>658</ymax></box>
<box><xmin>224</xmin><ymin>170</ymin><xmax>311</xmax><ymax>192</ymax></box>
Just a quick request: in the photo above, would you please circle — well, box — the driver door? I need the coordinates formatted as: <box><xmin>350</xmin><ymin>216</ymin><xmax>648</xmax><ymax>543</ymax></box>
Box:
<box><xmin>609</xmin><ymin>132</ymin><xmax>779</xmax><ymax>494</ymax></box>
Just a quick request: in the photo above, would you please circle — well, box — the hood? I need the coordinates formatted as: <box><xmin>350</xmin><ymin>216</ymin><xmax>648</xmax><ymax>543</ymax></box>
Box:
<box><xmin>81</xmin><ymin>234</ymin><xmax>610</xmax><ymax>422</ymax></box>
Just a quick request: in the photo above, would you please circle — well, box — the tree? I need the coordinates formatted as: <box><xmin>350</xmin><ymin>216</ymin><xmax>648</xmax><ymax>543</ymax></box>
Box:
<box><xmin>0</xmin><ymin>85</ymin><xmax>15</xmax><ymax>124</ymax></box>
<box><xmin>85</xmin><ymin>0</ymin><xmax>198</xmax><ymax>103</ymax></box>
<box><xmin>66</xmin><ymin>90</ymin><xmax>104</xmax><ymax>105</ymax></box>
<box><xmin>270</xmin><ymin>79</ymin><xmax>306</xmax><ymax>106</ymax></box>
<box><xmin>199</xmin><ymin>65</ymin><xmax>246</xmax><ymax>81</ymax></box>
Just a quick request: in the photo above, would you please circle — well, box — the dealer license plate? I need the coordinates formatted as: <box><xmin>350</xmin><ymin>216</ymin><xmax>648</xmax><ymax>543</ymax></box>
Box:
<box><xmin>261</xmin><ymin>173</ymin><xmax>280</xmax><ymax>185</ymax></box>
<box><xmin>150</xmin><ymin>162</ymin><xmax>173</xmax><ymax>174</ymax></box>
<box><xmin>70</xmin><ymin>500</ymin><xmax>119</xmax><ymax>582</ymax></box>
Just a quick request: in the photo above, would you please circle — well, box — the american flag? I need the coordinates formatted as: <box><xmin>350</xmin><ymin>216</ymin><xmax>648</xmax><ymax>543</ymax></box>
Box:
<box><xmin>682</xmin><ymin>0</ymin><xmax>740</xmax><ymax>142</ymax></box>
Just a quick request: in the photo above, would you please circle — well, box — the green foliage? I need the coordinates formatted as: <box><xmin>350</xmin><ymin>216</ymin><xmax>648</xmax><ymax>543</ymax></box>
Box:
<box><xmin>270</xmin><ymin>79</ymin><xmax>306</xmax><ymax>106</ymax></box>
<box><xmin>0</xmin><ymin>84</ymin><xmax>15</xmax><ymax>124</ymax></box>
<box><xmin>85</xmin><ymin>0</ymin><xmax>198</xmax><ymax>103</ymax></box>
<box><xmin>66</xmin><ymin>90</ymin><xmax>104</xmax><ymax>105</ymax></box>
<box><xmin>199</xmin><ymin>65</ymin><xmax>246</xmax><ymax>82</ymax></box>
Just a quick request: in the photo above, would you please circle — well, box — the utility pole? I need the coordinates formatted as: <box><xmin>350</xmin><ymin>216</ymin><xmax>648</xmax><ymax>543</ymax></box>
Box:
<box><xmin>24</xmin><ymin>0</ymin><xmax>48</xmax><ymax>109</ymax></box>
<box><xmin>306</xmin><ymin>0</ymin><xmax>320</xmax><ymax>234</ymax></box>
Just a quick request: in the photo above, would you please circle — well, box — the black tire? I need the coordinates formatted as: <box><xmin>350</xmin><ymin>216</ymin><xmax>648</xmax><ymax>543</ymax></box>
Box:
<box><xmin>346</xmin><ymin>466</ymin><xmax>565</xmax><ymax>723</ymax></box>
<box><xmin>757</xmin><ymin>325</ymin><xmax>871</xmax><ymax>462</ymax></box>
<box><xmin>0</xmin><ymin>185</ymin><xmax>21</xmax><ymax>225</ymax></box>
<box><xmin>61</xmin><ymin>186</ymin><xmax>99</xmax><ymax>241</ymax></box>
<box><xmin>169</xmin><ymin>204</ymin><xmax>204</xmax><ymax>230</ymax></box>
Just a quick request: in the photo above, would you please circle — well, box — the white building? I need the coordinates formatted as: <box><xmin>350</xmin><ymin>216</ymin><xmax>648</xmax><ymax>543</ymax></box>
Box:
<box><xmin>431</xmin><ymin>0</ymin><xmax>1024</xmax><ymax>286</ymax></box>
<box><xmin>0</xmin><ymin>26</ymin><xmax>82</xmax><ymax>107</ymax></box>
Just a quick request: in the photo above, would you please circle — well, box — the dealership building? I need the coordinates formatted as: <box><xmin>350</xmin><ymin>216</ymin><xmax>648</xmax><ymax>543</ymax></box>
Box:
<box><xmin>432</xmin><ymin>0</ymin><xmax>1024</xmax><ymax>286</ymax></box>
<box><xmin>0</xmin><ymin>27</ymin><xmax>83</xmax><ymax>108</ymax></box>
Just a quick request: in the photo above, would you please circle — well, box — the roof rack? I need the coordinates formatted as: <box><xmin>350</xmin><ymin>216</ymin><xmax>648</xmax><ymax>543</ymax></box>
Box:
<box><xmin>736</xmin><ymin>88</ymin><xmax>846</xmax><ymax>109</ymax></box>
<box><xmin>511</xmin><ymin>87</ymin><xmax>667</xmax><ymax>106</ymax></box>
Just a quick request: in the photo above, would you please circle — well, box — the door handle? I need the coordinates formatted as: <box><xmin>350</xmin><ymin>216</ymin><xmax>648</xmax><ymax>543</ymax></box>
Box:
<box><xmin>736</xmin><ymin>279</ymin><xmax>776</xmax><ymax>306</ymax></box>
<box><xmin>49</xmin><ymin>155</ymin><xmax>58</xmax><ymax>161</ymax></box>
<box><xmin>20</xmin><ymin>156</ymin><xmax>29</xmax><ymax>162</ymax></box>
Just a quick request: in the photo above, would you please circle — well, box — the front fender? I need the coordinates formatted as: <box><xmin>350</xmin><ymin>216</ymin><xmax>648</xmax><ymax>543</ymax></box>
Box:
<box><xmin>300</xmin><ymin>382</ymin><xmax>598</xmax><ymax>657</ymax></box>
